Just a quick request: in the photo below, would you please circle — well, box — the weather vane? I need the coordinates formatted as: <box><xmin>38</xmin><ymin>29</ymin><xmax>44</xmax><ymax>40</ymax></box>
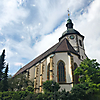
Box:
<box><xmin>67</xmin><ymin>9</ymin><xmax>70</xmax><ymax>19</ymax></box>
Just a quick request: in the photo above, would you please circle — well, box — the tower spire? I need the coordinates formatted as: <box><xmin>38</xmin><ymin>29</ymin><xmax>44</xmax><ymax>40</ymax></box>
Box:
<box><xmin>67</xmin><ymin>9</ymin><xmax>70</xmax><ymax>19</ymax></box>
<box><xmin>66</xmin><ymin>9</ymin><xmax>73</xmax><ymax>29</ymax></box>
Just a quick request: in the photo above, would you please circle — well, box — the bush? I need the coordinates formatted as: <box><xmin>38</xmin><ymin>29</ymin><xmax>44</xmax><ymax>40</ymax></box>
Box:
<box><xmin>0</xmin><ymin>91</ymin><xmax>31</xmax><ymax>100</ymax></box>
<box><xmin>43</xmin><ymin>80</ymin><xmax>60</xmax><ymax>92</ymax></box>
<box><xmin>25</xmin><ymin>86</ymin><xmax>34</xmax><ymax>92</ymax></box>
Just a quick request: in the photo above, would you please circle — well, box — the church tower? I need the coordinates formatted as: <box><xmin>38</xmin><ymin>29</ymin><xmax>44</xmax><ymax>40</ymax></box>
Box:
<box><xmin>59</xmin><ymin>18</ymin><xmax>86</xmax><ymax>60</ymax></box>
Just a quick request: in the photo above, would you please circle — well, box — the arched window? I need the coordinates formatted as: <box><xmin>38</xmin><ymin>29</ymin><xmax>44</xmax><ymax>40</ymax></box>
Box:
<box><xmin>47</xmin><ymin>63</ymin><xmax>50</xmax><ymax>80</ymax></box>
<box><xmin>57</xmin><ymin>60</ymin><xmax>66</xmax><ymax>83</ymax></box>
<box><xmin>73</xmin><ymin>63</ymin><xmax>79</xmax><ymax>84</ymax></box>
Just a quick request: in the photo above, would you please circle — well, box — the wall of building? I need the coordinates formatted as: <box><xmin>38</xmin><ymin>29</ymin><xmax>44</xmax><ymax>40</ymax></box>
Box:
<box><xmin>29</xmin><ymin>48</ymin><xmax>86</xmax><ymax>93</ymax></box>
<box><xmin>29</xmin><ymin>66</ymin><xmax>35</xmax><ymax>82</ymax></box>
<box><xmin>77</xmin><ymin>35</ymin><xmax>87</xmax><ymax>60</ymax></box>
<box><xmin>54</xmin><ymin>52</ymin><xmax>73</xmax><ymax>91</ymax></box>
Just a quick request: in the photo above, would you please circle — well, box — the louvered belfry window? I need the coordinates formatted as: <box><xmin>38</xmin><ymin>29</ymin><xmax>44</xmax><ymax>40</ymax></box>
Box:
<box><xmin>58</xmin><ymin>61</ymin><xmax>66</xmax><ymax>83</ymax></box>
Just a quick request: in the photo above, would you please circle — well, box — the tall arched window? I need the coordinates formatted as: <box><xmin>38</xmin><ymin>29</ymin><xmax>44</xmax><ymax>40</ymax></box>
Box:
<box><xmin>47</xmin><ymin>63</ymin><xmax>50</xmax><ymax>80</ymax></box>
<box><xmin>57</xmin><ymin>60</ymin><xmax>66</xmax><ymax>83</ymax></box>
<box><xmin>73</xmin><ymin>63</ymin><xmax>79</xmax><ymax>84</ymax></box>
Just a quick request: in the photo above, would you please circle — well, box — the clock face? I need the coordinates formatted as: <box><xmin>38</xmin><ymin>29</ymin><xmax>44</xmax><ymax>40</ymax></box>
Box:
<box><xmin>70</xmin><ymin>35</ymin><xmax>74</xmax><ymax>39</ymax></box>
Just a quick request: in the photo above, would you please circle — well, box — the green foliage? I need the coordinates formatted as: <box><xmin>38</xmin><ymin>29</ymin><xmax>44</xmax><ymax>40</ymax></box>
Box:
<box><xmin>24</xmin><ymin>93</ymin><xmax>36</xmax><ymax>100</ymax></box>
<box><xmin>8</xmin><ymin>73</ymin><xmax>34</xmax><ymax>91</ymax></box>
<box><xmin>74</xmin><ymin>58</ymin><xmax>100</xmax><ymax>93</ymax></box>
<box><xmin>0</xmin><ymin>91</ymin><xmax>32</xmax><ymax>100</ymax></box>
<box><xmin>43</xmin><ymin>80</ymin><xmax>60</xmax><ymax>92</ymax></box>
<box><xmin>1</xmin><ymin>57</ymin><xmax>100</xmax><ymax>100</ymax></box>
<box><xmin>0</xmin><ymin>50</ymin><xmax>5</xmax><ymax>82</ymax></box>
<box><xmin>68</xmin><ymin>83</ymin><xmax>100</xmax><ymax>100</ymax></box>
<box><xmin>72</xmin><ymin>58</ymin><xmax>100</xmax><ymax>100</ymax></box>
<box><xmin>58</xmin><ymin>90</ymin><xmax>69</xmax><ymax>100</ymax></box>
<box><xmin>70</xmin><ymin>83</ymin><xmax>89</xmax><ymax>100</ymax></box>
<box><xmin>2</xmin><ymin>64</ymin><xmax>9</xmax><ymax>91</ymax></box>
<box><xmin>25</xmin><ymin>86</ymin><xmax>34</xmax><ymax>92</ymax></box>
<box><xmin>74</xmin><ymin>58</ymin><xmax>100</xmax><ymax>83</ymax></box>
<box><xmin>0</xmin><ymin>50</ymin><xmax>9</xmax><ymax>91</ymax></box>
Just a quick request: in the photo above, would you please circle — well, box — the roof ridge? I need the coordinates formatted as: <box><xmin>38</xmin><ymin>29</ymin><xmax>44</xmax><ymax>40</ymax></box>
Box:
<box><xmin>54</xmin><ymin>38</ymin><xmax>66</xmax><ymax>52</ymax></box>
<box><xmin>54</xmin><ymin>38</ymin><xmax>78</xmax><ymax>55</ymax></box>
<box><xmin>65</xmin><ymin>39</ymin><xmax>70</xmax><ymax>51</ymax></box>
<box><xmin>13</xmin><ymin>42</ymin><xmax>59</xmax><ymax>77</ymax></box>
<box><xmin>65</xmin><ymin>39</ymin><xmax>78</xmax><ymax>54</ymax></box>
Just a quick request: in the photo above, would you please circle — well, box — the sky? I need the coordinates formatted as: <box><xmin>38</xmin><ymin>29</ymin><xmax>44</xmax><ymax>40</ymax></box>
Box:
<box><xmin>0</xmin><ymin>0</ymin><xmax>100</xmax><ymax>75</ymax></box>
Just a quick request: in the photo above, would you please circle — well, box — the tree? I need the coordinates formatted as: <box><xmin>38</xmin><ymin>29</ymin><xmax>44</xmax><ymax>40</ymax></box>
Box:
<box><xmin>43</xmin><ymin>80</ymin><xmax>60</xmax><ymax>92</ymax></box>
<box><xmin>9</xmin><ymin>73</ymin><xmax>34</xmax><ymax>91</ymax></box>
<box><xmin>0</xmin><ymin>50</ymin><xmax>9</xmax><ymax>91</ymax></box>
<box><xmin>2</xmin><ymin>64</ymin><xmax>9</xmax><ymax>91</ymax></box>
<box><xmin>70</xmin><ymin>83</ymin><xmax>91</xmax><ymax>100</ymax></box>
<box><xmin>0</xmin><ymin>50</ymin><xmax>5</xmax><ymax>81</ymax></box>
<box><xmin>74</xmin><ymin>58</ymin><xmax>100</xmax><ymax>97</ymax></box>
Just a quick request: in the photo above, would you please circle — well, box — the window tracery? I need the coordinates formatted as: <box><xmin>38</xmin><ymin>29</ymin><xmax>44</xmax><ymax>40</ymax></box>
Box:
<box><xmin>57</xmin><ymin>60</ymin><xmax>66</xmax><ymax>83</ymax></box>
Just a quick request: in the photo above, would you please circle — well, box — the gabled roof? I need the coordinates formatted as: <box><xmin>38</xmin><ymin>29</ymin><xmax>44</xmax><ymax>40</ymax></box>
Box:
<box><xmin>55</xmin><ymin>38</ymin><xmax>78</xmax><ymax>55</ymax></box>
<box><xmin>13</xmin><ymin>38</ymin><xmax>79</xmax><ymax>77</ymax></box>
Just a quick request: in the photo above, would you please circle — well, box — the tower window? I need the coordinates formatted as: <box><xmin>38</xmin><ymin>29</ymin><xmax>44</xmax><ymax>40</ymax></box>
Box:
<box><xmin>57</xmin><ymin>60</ymin><xmax>66</xmax><ymax>83</ymax></box>
<box><xmin>79</xmin><ymin>40</ymin><xmax>82</xmax><ymax>46</ymax></box>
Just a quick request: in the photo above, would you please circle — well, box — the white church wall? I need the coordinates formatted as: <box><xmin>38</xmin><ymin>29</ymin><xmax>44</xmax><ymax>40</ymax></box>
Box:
<box><xmin>68</xmin><ymin>55</ymin><xmax>73</xmax><ymax>83</ymax></box>
<box><xmin>29</xmin><ymin>66</ymin><xmax>35</xmax><ymax>81</ymax></box>
<box><xmin>72</xmin><ymin>54</ymin><xmax>81</xmax><ymax>67</ymax></box>
<box><xmin>77</xmin><ymin>35</ymin><xmax>86</xmax><ymax>60</ymax></box>
<box><xmin>53</xmin><ymin>54</ymin><xmax>56</xmax><ymax>81</ymax></box>
<box><xmin>47</xmin><ymin>56</ymin><xmax>50</xmax><ymax>65</ymax></box>
<box><xmin>59</xmin><ymin>84</ymin><xmax>72</xmax><ymax>91</ymax></box>
<box><xmin>43</xmin><ymin>59</ymin><xmax>47</xmax><ymax>82</ymax></box>
<box><xmin>67</xmin><ymin>35</ymin><xmax>77</xmax><ymax>47</ymax></box>
<box><xmin>55</xmin><ymin>52</ymin><xmax>72</xmax><ymax>83</ymax></box>
<box><xmin>38</xmin><ymin>64</ymin><xmax>41</xmax><ymax>87</ymax></box>
<box><xmin>37</xmin><ymin>65</ymin><xmax>39</xmax><ymax>88</ymax></box>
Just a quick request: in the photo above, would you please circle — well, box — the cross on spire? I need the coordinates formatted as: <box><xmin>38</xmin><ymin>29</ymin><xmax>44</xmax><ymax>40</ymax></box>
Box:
<box><xmin>67</xmin><ymin>9</ymin><xmax>70</xmax><ymax>19</ymax></box>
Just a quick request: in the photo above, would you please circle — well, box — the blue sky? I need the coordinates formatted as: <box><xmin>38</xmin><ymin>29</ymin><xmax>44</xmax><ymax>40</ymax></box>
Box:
<box><xmin>0</xmin><ymin>0</ymin><xmax>100</xmax><ymax>75</ymax></box>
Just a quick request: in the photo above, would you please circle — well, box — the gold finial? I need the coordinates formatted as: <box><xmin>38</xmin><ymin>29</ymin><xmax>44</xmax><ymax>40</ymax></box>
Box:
<box><xmin>67</xmin><ymin>9</ymin><xmax>70</xmax><ymax>19</ymax></box>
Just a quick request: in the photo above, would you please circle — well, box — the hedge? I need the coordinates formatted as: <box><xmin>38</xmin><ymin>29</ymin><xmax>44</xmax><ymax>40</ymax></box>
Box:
<box><xmin>0</xmin><ymin>91</ymin><xmax>32</xmax><ymax>100</ymax></box>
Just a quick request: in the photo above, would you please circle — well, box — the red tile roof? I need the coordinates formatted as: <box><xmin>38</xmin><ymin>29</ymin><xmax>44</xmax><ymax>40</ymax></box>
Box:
<box><xmin>13</xmin><ymin>38</ymin><xmax>78</xmax><ymax>77</ymax></box>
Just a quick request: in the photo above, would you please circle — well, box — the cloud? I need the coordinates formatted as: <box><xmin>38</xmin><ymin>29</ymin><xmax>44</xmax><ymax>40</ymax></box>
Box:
<box><xmin>15</xmin><ymin>62</ymin><xmax>23</xmax><ymax>66</ymax></box>
<box><xmin>73</xmin><ymin>0</ymin><xmax>100</xmax><ymax>62</ymax></box>
<box><xmin>0</xmin><ymin>0</ymin><xmax>100</xmax><ymax>75</ymax></box>
<box><xmin>0</xmin><ymin>0</ymin><xmax>29</xmax><ymax>28</ymax></box>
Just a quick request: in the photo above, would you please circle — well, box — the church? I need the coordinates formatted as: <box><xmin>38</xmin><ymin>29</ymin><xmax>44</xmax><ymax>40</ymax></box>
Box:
<box><xmin>14</xmin><ymin>16</ymin><xmax>87</xmax><ymax>93</ymax></box>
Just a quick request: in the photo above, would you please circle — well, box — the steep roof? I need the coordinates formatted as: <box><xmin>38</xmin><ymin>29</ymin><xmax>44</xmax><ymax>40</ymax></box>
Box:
<box><xmin>13</xmin><ymin>38</ymin><xmax>79</xmax><ymax>77</ymax></box>
<box><xmin>55</xmin><ymin>38</ymin><xmax>78</xmax><ymax>54</ymax></box>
